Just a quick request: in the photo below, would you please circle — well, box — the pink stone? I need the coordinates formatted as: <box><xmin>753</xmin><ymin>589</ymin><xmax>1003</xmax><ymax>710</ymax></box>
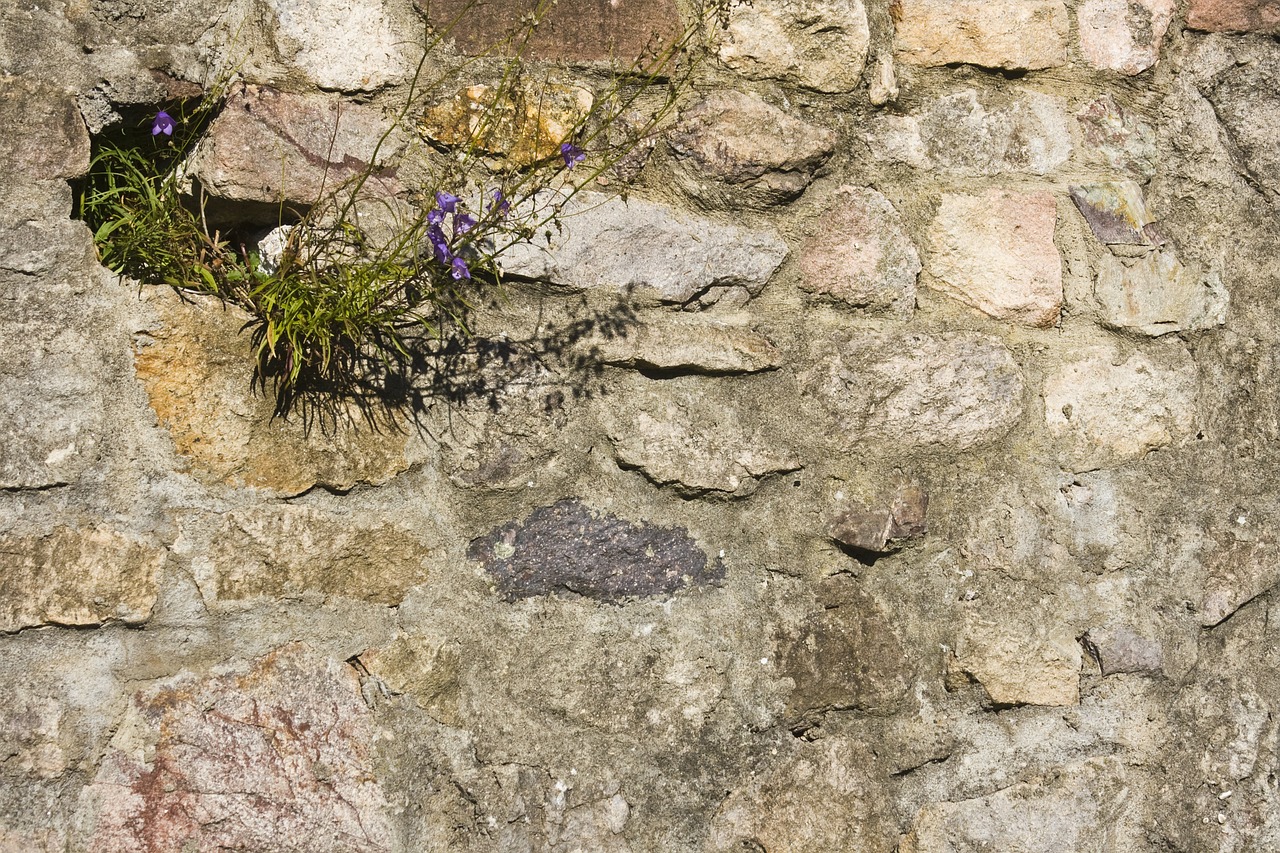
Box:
<box><xmin>893</xmin><ymin>0</ymin><xmax>1068</xmax><ymax>70</ymax></box>
<box><xmin>1078</xmin><ymin>0</ymin><xmax>1175</xmax><ymax>75</ymax></box>
<box><xmin>1187</xmin><ymin>0</ymin><xmax>1280</xmax><ymax>33</ymax></box>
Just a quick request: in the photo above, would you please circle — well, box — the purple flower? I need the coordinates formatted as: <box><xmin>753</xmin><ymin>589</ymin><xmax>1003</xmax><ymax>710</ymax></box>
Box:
<box><xmin>451</xmin><ymin>256</ymin><xmax>471</xmax><ymax>280</ymax></box>
<box><xmin>151</xmin><ymin>110</ymin><xmax>175</xmax><ymax>137</ymax></box>
<box><xmin>427</xmin><ymin>207</ymin><xmax>445</xmax><ymax>226</ymax></box>
<box><xmin>489</xmin><ymin>189</ymin><xmax>510</xmax><ymax>217</ymax></box>
<box><xmin>435</xmin><ymin>191</ymin><xmax>460</xmax><ymax>213</ymax></box>
<box><xmin>454</xmin><ymin>213</ymin><xmax>477</xmax><ymax>236</ymax></box>
<box><xmin>560</xmin><ymin>142</ymin><xmax>585</xmax><ymax>169</ymax></box>
<box><xmin>426</xmin><ymin>223</ymin><xmax>451</xmax><ymax>264</ymax></box>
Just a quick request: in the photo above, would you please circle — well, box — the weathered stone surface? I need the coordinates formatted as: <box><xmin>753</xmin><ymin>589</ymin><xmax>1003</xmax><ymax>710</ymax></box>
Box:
<box><xmin>77</xmin><ymin>643</ymin><xmax>393</xmax><ymax>852</ymax></box>
<box><xmin>1043</xmin><ymin>344</ymin><xmax>1197</xmax><ymax>467</ymax></box>
<box><xmin>1201</xmin><ymin>525</ymin><xmax>1280</xmax><ymax>626</ymax></box>
<box><xmin>780</xmin><ymin>578</ymin><xmax>913</xmax><ymax>724</ymax></box>
<box><xmin>927</xmin><ymin>189</ymin><xmax>1063</xmax><ymax>327</ymax></box>
<box><xmin>358</xmin><ymin>632</ymin><xmax>461</xmax><ymax>724</ymax></box>
<box><xmin>419</xmin><ymin>0</ymin><xmax>684</xmax><ymax>63</ymax></box>
<box><xmin>467</xmin><ymin>499</ymin><xmax>723</xmax><ymax>600</ymax></box>
<box><xmin>951</xmin><ymin>617</ymin><xmax>1081</xmax><ymax>706</ymax></box>
<box><xmin>716</xmin><ymin>0</ymin><xmax>870</xmax><ymax>93</ymax></box>
<box><xmin>602</xmin><ymin>376</ymin><xmax>801</xmax><ymax>496</ymax></box>
<box><xmin>500</xmin><ymin>191</ymin><xmax>788</xmax><ymax>305</ymax></box>
<box><xmin>1082</xmin><ymin>624</ymin><xmax>1164</xmax><ymax>675</ymax></box>
<box><xmin>190</xmin><ymin>84</ymin><xmax>407</xmax><ymax>208</ymax></box>
<box><xmin>807</xmin><ymin>329</ymin><xmax>1025</xmax><ymax>452</ymax></box>
<box><xmin>132</xmin><ymin>288</ymin><xmax>410</xmax><ymax>494</ymax></box>
<box><xmin>1207</xmin><ymin>50</ymin><xmax>1280</xmax><ymax>199</ymax></box>
<box><xmin>798</xmin><ymin>186</ymin><xmax>920</xmax><ymax>318</ymax></box>
<box><xmin>1095</xmin><ymin>250</ymin><xmax>1229</xmax><ymax>336</ymax></box>
<box><xmin>591</xmin><ymin>314</ymin><xmax>783</xmax><ymax>374</ymax></box>
<box><xmin>1077</xmin><ymin>94</ymin><xmax>1158</xmax><ymax>181</ymax></box>
<box><xmin>1069</xmin><ymin>181</ymin><xmax>1165</xmax><ymax>246</ymax></box>
<box><xmin>263</xmin><ymin>0</ymin><xmax>409</xmax><ymax>90</ymax></box>
<box><xmin>706</xmin><ymin>738</ymin><xmax>893</xmax><ymax>852</ymax></box>
<box><xmin>186</xmin><ymin>506</ymin><xmax>431</xmax><ymax>605</ymax></box>
<box><xmin>0</xmin><ymin>77</ymin><xmax>89</xmax><ymax>183</ymax></box>
<box><xmin>0</xmin><ymin>696</ymin><xmax>66</xmax><ymax>778</ymax></box>
<box><xmin>1078</xmin><ymin>0</ymin><xmax>1174</xmax><ymax>75</ymax></box>
<box><xmin>829</xmin><ymin>480</ymin><xmax>928</xmax><ymax>555</ymax></box>
<box><xmin>900</xmin><ymin>759</ymin><xmax>1143</xmax><ymax>852</ymax></box>
<box><xmin>1188</xmin><ymin>0</ymin><xmax>1280</xmax><ymax>33</ymax></box>
<box><xmin>667</xmin><ymin>90</ymin><xmax>836</xmax><ymax>207</ymax></box>
<box><xmin>869</xmin><ymin>88</ymin><xmax>1072</xmax><ymax>176</ymax></box>
<box><xmin>420</xmin><ymin>81</ymin><xmax>593</xmax><ymax>169</ymax></box>
<box><xmin>0</xmin><ymin>527</ymin><xmax>164</xmax><ymax>633</ymax></box>
<box><xmin>893</xmin><ymin>0</ymin><xmax>1068</xmax><ymax>70</ymax></box>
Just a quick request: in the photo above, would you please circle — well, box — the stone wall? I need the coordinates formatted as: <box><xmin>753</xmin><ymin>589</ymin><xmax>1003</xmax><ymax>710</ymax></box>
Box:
<box><xmin>3</xmin><ymin>0</ymin><xmax>1280</xmax><ymax>849</ymax></box>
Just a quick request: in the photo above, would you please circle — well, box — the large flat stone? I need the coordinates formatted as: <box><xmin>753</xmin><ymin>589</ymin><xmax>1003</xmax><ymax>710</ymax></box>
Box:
<box><xmin>590</xmin><ymin>314</ymin><xmax>782</xmax><ymax>375</ymax></box>
<box><xmin>1095</xmin><ymin>250</ymin><xmax>1228</xmax><ymax>336</ymax></box>
<box><xmin>951</xmin><ymin>617</ymin><xmax>1081</xmax><ymax>707</ymax></box>
<box><xmin>263</xmin><ymin>0</ymin><xmax>410</xmax><ymax>90</ymax></box>
<box><xmin>1078</xmin><ymin>0</ymin><xmax>1175</xmax><ymax>75</ymax></box>
<box><xmin>806</xmin><ymin>330</ymin><xmax>1025</xmax><ymax>452</ymax></box>
<box><xmin>499</xmin><ymin>191</ymin><xmax>788</xmax><ymax>306</ymax></box>
<box><xmin>798</xmin><ymin>186</ymin><xmax>920</xmax><ymax>318</ymax></box>
<box><xmin>1076</xmin><ymin>94</ymin><xmax>1158</xmax><ymax>181</ymax></box>
<box><xmin>1188</xmin><ymin>0</ymin><xmax>1280</xmax><ymax>33</ymax></box>
<box><xmin>927</xmin><ymin>189</ymin><xmax>1062</xmax><ymax>327</ymax></box>
<box><xmin>0</xmin><ymin>527</ymin><xmax>164</xmax><ymax>633</ymax></box>
<box><xmin>893</xmin><ymin>0</ymin><xmax>1068</xmax><ymax>70</ymax></box>
<box><xmin>0</xmin><ymin>77</ymin><xmax>89</xmax><ymax>184</ymax></box>
<box><xmin>716</xmin><ymin>0</ymin><xmax>871</xmax><ymax>92</ymax></box>
<box><xmin>77</xmin><ymin>644</ymin><xmax>393</xmax><ymax>852</ymax></box>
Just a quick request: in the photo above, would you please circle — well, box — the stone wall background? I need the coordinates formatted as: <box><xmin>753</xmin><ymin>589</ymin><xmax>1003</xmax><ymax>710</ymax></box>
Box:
<box><xmin>3</xmin><ymin>0</ymin><xmax>1280</xmax><ymax>849</ymax></box>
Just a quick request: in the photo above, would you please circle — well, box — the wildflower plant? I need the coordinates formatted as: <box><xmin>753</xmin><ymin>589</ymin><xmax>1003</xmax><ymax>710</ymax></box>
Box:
<box><xmin>77</xmin><ymin>0</ymin><xmax>715</xmax><ymax>412</ymax></box>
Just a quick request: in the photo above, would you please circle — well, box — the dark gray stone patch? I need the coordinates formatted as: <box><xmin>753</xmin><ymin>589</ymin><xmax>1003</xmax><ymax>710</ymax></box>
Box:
<box><xmin>468</xmin><ymin>499</ymin><xmax>723</xmax><ymax>601</ymax></box>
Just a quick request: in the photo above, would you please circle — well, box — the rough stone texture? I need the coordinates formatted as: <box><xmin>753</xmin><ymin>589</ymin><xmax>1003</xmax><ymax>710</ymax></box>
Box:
<box><xmin>500</xmin><ymin>191</ymin><xmax>788</xmax><ymax>305</ymax></box>
<box><xmin>1095</xmin><ymin>250</ymin><xmax>1229</xmax><ymax>336</ymax></box>
<box><xmin>263</xmin><ymin>0</ymin><xmax>409</xmax><ymax>90</ymax></box>
<box><xmin>1069</xmin><ymin>181</ymin><xmax>1165</xmax><ymax>246</ymax></box>
<box><xmin>0</xmin><ymin>77</ymin><xmax>90</xmax><ymax>184</ymax></box>
<box><xmin>705</xmin><ymin>738</ymin><xmax>893</xmax><ymax>853</ymax></box>
<box><xmin>798</xmin><ymin>185</ymin><xmax>920</xmax><ymax>317</ymax></box>
<box><xmin>716</xmin><ymin>0</ymin><xmax>871</xmax><ymax>93</ymax></box>
<box><xmin>806</xmin><ymin>330</ymin><xmax>1025</xmax><ymax>452</ymax></box>
<box><xmin>0</xmin><ymin>696</ymin><xmax>66</xmax><ymax>779</ymax></box>
<box><xmin>828</xmin><ymin>480</ymin><xmax>928</xmax><ymax>555</ymax></box>
<box><xmin>1077</xmin><ymin>94</ymin><xmax>1158</xmax><ymax>181</ymax></box>
<box><xmin>132</xmin><ymin>288</ymin><xmax>410</xmax><ymax>494</ymax></box>
<box><xmin>869</xmin><ymin>88</ymin><xmax>1072</xmax><ymax>176</ymax></box>
<box><xmin>1200</xmin><ymin>522</ymin><xmax>1280</xmax><ymax>627</ymax></box>
<box><xmin>667</xmin><ymin>90</ymin><xmax>836</xmax><ymax>208</ymax></box>
<box><xmin>358</xmin><ymin>632</ymin><xmax>461</xmax><ymax>724</ymax></box>
<box><xmin>419</xmin><ymin>0</ymin><xmax>684</xmax><ymax>63</ymax></box>
<box><xmin>183</xmin><ymin>506</ymin><xmax>432</xmax><ymax>606</ymax></box>
<box><xmin>76</xmin><ymin>643</ymin><xmax>393</xmax><ymax>852</ymax></box>
<box><xmin>1207</xmin><ymin>48</ymin><xmax>1280</xmax><ymax>200</ymax></box>
<box><xmin>589</xmin><ymin>314</ymin><xmax>783</xmax><ymax>374</ymax></box>
<box><xmin>1082</xmin><ymin>624</ymin><xmax>1164</xmax><ymax>675</ymax></box>
<box><xmin>1077</xmin><ymin>0</ymin><xmax>1175</xmax><ymax>75</ymax></box>
<box><xmin>190</xmin><ymin>84</ymin><xmax>407</xmax><ymax>209</ymax></box>
<box><xmin>602</xmin><ymin>375</ymin><xmax>801</xmax><ymax>496</ymax></box>
<box><xmin>420</xmin><ymin>81</ymin><xmax>593</xmax><ymax>169</ymax></box>
<box><xmin>1043</xmin><ymin>344</ymin><xmax>1197</xmax><ymax>468</ymax></box>
<box><xmin>951</xmin><ymin>617</ymin><xmax>1081</xmax><ymax>707</ymax></box>
<box><xmin>892</xmin><ymin>0</ymin><xmax>1069</xmax><ymax>70</ymax></box>
<box><xmin>1188</xmin><ymin>0</ymin><xmax>1280</xmax><ymax>33</ymax></box>
<box><xmin>927</xmin><ymin>189</ymin><xmax>1063</xmax><ymax>327</ymax></box>
<box><xmin>0</xmin><ymin>527</ymin><xmax>164</xmax><ymax>633</ymax></box>
<box><xmin>467</xmin><ymin>499</ymin><xmax>723</xmax><ymax>600</ymax></box>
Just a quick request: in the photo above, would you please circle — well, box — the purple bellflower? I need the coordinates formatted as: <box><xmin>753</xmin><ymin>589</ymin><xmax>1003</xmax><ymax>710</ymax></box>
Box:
<box><xmin>151</xmin><ymin>110</ymin><xmax>175</xmax><ymax>137</ymax></box>
<box><xmin>489</xmin><ymin>189</ymin><xmax>510</xmax><ymax>217</ymax></box>
<box><xmin>560</xmin><ymin>142</ymin><xmax>585</xmax><ymax>169</ymax></box>
<box><xmin>451</xmin><ymin>256</ymin><xmax>471</xmax><ymax>280</ymax></box>
<box><xmin>426</xmin><ymin>224</ymin><xmax>451</xmax><ymax>264</ymax></box>
<box><xmin>435</xmin><ymin>191</ymin><xmax>460</xmax><ymax>213</ymax></box>
<box><xmin>426</xmin><ymin>207</ymin><xmax>445</xmax><ymax>226</ymax></box>
<box><xmin>454</xmin><ymin>213</ymin><xmax>477</xmax><ymax>236</ymax></box>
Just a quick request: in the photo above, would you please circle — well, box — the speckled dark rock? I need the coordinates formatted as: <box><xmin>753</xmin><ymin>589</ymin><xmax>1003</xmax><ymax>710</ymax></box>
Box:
<box><xmin>468</xmin><ymin>499</ymin><xmax>722</xmax><ymax>601</ymax></box>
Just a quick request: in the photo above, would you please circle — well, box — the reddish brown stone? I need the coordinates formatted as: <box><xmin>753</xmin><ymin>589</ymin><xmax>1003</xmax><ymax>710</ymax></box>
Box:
<box><xmin>419</xmin><ymin>0</ymin><xmax>684</xmax><ymax>63</ymax></box>
<box><xmin>828</xmin><ymin>481</ymin><xmax>928</xmax><ymax>555</ymax></box>
<box><xmin>1187</xmin><ymin>0</ymin><xmax>1280</xmax><ymax>33</ymax></box>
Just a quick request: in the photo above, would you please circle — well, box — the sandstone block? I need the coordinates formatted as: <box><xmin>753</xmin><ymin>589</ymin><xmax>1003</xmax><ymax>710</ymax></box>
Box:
<box><xmin>1043</xmin><ymin>344</ymin><xmax>1197</xmax><ymax>467</ymax></box>
<box><xmin>927</xmin><ymin>189</ymin><xmax>1063</xmax><ymax>327</ymax></box>
<box><xmin>419</xmin><ymin>0</ymin><xmax>683</xmax><ymax>63</ymax></box>
<box><xmin>0</xmin><ymin>527</ymin><xmax>163</xmax><ymax>633</ymax></box>
<box><xmin>77</xmin><ymin>644</ymin><xmax>393</xmax><ymax>852</ymax></box>
<box><xmin>1095</xmin><ymin>250</ymin><xmax>1228</xmax><ymax>336</ymax></box>
<box><xmin>1188</xmin><ymin>0</ymin><xmax>1280</xmax><ymax>33</ymax></box>
<box><xmin>499</xmin><ymin>191</ymin><xmax>788</xmax><ymax>305</ymax></box>
<box><xmin>798</xmin><ymin>186</ymin><xmax>920</xmax><ymax>318</ymax></box>
<box><xmin>591</xmin><ymin>314</ymin><xmax>783</xmax><ymax>375</ymax></box>
<box><xmin>952</xmin><ymin>619</ymin><xmax>1081</xmax><ymax>706</ymax></box>
<box><xmin>263</xmin><ymin>0</ymin><xmax>409</xmax><ymax>90</ymax></box>
<box><xmin>806</xmin><ymin>330</ymin><xmax>1025</xmax><ymax>452</ymax></box>
<box><xmin>468</xmin><ymin>499</ymin><xmax>723</xmax><ymax>601</ymax></box>
<box><xmin>869</xmin><ymin>88</ymin><xmax>1072</xmax><ymax>176</ymax></box>
<box><xmin>667</xmin><ymin>90</ymin><xmax>836</xmax><ymax>207</ymax></box>
<box><xmin>1078</xmin><ymin>0</ymin><xmax>1175</xmax><ymax>75</ymax></box>
<box><xmin>893</xmin><ymin>0</ymin><xmax>1068</xmax><ymax>70</ymax></box>
<box><xmin>1077</xmin><ymin>95</ymin><xmax>1158</xmax><ymax>180</ymax></box>
<box><xmin>602</xmin><ymin>376</ymin><xmax>801</xmax><ymax>497</ymax></box>
<box><xmin>717</xmin><ymin>0</ymin><xmax>870</xmax><ymax>92</ymax></box>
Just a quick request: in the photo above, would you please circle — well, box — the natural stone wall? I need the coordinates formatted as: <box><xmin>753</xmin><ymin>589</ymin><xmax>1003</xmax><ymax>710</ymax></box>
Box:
<box><xmin>3</xmin><ymin>0</ymin><xmax>1280</xmax><ymax>850</ymax></box>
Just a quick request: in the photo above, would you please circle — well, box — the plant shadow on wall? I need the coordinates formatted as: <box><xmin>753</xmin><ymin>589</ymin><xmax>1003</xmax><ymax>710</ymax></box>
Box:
<box><xmin>74</xmin><ymin>0</ymin><xmax>710</xmax><ymax>433</ymax></box>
